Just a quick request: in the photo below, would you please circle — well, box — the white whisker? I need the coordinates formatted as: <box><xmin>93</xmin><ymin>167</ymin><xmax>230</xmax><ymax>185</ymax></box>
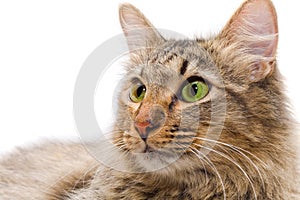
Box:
<box><xmin>194</xmin><ymin>137</ymin><xmax>267</xmax><ymax>168</ymax></box>
<box><xmin>173</xmin><ymin>143</ymin><xmax>209</xmax><ymax>183</ymax></box>
<box><xmin>189</xmin><ymin>147</ymin><xmax>227</xmax><ymax>200</ymax></box>
<box><xmin>194</xmin><ymin>136</ymin><xmax>266</xmax><ymax>190</ymax></box>
<box><xmin>194</xmin><ymin>143</ymin><xmax>257</xmax><ymax>200</ymax></box>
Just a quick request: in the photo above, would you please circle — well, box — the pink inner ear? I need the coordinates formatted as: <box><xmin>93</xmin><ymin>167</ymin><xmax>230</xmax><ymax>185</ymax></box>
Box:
<box><xmin>121</xmin><ymin>12</ymin><xmax>149</xmax><ymax>36</ymax></box>
<box><xmin>219</xmin><ymin>0</ymin><xmax>279</xmax><ymax>82</ymax></box>
<box><xmin>233</xmin><ymin>0</ymin><xmax>278</xmax><ymax>58</ymax></box>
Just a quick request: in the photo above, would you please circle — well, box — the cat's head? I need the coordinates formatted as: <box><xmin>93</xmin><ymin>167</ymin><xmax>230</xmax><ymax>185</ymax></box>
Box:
<box><xmin>113</xmin><ymin>0</ymin><xmax>284</xmax><ymax>173</ymax></box>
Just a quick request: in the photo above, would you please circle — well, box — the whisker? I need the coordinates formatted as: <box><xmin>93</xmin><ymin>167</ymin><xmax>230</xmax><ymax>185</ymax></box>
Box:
<box><xmin>194</xmin><ymin>136</ymin><xmax>268</xmax><ymax>190</ymax></box>
<box><xmin>194</xmin><ymin>137</ymin><xmax>268</xmax><ymax>168</ymax></box>
<box><xmin>216</xmin><ymin>143</ymin><xmax>266</xmax><ymax>190</ymax></box>
<box><xmin>189</xmin><ymin>147</ymin><xmax>227</xmax><ymax>200</ymax></box>
<box><xmin>173</xmin><ymin>143</ymin><xmax>209</xmax><ymax>183</ymax></box>
<box><xmin>194</xmin><ymin>143</ymin><xmax>258</xmax><ymax>200</ymax></box>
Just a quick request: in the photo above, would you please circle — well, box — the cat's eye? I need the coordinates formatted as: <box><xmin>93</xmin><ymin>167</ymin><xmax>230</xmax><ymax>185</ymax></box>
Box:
<box><xmin>181</xmin><ymin>80</ymin><xmax>209</xmax><ymax>103</ymax></box>
<box><xmin>129</xmin><ymin>83</ymin><xmax>146</xmax><ymax>103</ymax></box>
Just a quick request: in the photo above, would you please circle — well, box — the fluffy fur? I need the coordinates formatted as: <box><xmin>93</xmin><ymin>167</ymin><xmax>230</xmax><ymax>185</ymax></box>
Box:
<box><xmin>1</xmin><ymin>0</ymin><xmax>299</xmax><ymax>199</ymax></box>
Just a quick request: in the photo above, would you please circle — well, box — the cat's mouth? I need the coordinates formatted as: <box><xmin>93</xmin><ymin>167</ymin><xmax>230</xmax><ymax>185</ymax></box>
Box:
<box><xmin>143</xmin><ymin>144</ymin><xmax>155</xmax><ymax>153</ymax></box>
<box><xmin>132</xmin><ymin>142</ymin><xmax>168</xmax><ymax>156</ymax></box>
<box><xmin>133</xmin><ymin>149</ymin><xmax>178</xmax><ymax>172</ymax></box>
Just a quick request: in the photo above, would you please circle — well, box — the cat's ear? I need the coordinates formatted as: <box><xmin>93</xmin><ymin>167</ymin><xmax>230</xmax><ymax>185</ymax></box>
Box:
<box><xmin>219</xmin><ymin>0</ymin><xmax>278</xmax><ymax>82</ymax></box>
<box><xmin>119</xmin><ymin>3</ymin><xmax>164</xmax><ymax>52</ymax></box>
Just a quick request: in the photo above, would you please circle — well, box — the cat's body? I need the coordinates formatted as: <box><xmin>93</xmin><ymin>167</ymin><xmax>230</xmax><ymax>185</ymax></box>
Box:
<box><xmin>1</xmin><ymin>0</ymin><xmax>299</xmax><ymax>199</ymax></box>
<box><xmin>2</xmin><ymin>140</ymin><xmax>298</xmax><ymax>200</ymax></box>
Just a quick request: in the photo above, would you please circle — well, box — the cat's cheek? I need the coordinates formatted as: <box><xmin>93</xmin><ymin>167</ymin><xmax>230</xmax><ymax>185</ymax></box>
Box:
<box><xmin>119</xmin><ymin>90</ymin><xmax>140</xmax><ymax>118</ymax></box>
<box><xmin>123</xmin><ymin>132</ymin><xmax>146</xmax><ymax>153</ymax></box>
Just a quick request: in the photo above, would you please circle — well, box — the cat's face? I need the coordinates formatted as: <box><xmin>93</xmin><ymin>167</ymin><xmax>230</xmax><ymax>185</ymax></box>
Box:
<box><xmin>113</xmin><ymin>1</ymin><xmax>279</xmax><ymax>172</ymax></box>
<box><xmin>114</xmin><ymin>41</ymin><xmax>227</xmax><ymax>171</ymax></box>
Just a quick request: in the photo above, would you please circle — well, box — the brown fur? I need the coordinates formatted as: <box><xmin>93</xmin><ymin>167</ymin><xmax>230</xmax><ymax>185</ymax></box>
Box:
<box><xmin>1</xmin><ymin>0</ymin><xmax>299</xmax><ymax>199</ymax></box>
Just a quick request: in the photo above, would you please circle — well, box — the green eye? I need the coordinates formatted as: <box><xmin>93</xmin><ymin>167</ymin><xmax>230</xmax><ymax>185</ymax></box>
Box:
<box><xmin>181</xmin><ymin>81</ymin><xmax>209</xmax><ymax>102</ymax></box>
<box><xmin>129</xmin><ymin>83</ymin><xmax>146</xmax><ymax>103</ymax></box>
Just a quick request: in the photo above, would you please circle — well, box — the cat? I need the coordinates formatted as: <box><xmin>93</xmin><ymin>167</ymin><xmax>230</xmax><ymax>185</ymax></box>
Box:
<box><xmin>0</xmin><ymin>0</ymin><xmax>299</xmax><ymax>199</ymax></box>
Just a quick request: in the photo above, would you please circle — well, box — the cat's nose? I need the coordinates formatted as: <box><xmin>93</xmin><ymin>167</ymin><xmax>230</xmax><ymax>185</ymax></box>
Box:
<box><xmin>134</xmin><ymin>121</ymin><xmax>152</xmax><ymax>141</ymax></box>
<box><xmin>134</xmin><ymin>105</ymin><xmax>166</xmax><ymax>141</ymax></box>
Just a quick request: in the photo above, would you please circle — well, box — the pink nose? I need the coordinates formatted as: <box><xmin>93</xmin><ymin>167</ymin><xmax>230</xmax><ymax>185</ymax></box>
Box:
<box><xmin>134</xmin><ymin>121</ymin><xmax>151</xmax><ymax>141</ymax></box>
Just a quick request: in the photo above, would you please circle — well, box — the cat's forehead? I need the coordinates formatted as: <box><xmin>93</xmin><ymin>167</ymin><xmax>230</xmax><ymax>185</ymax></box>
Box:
<box><xmin>136</xmin><ymin>40</ymin><xmax>223</xmax><ymax>87</ymax></box>
<box><xmin>150</xmin><ymin>40</ymin><xmax>209</xmax><ymax>62</ymax></box>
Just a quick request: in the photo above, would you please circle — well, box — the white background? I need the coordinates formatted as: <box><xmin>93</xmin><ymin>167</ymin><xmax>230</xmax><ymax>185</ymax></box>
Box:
<box><xmin>0</xmin><ymin>0</ymin><xmax>299</xmax><ymax>154</ymax></box>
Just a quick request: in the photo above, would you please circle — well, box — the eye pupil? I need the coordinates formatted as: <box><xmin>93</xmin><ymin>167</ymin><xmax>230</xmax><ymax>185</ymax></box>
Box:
<box><xmin>191</xmin><ymin>84</ymin><xmax>198</xmax><ymax>96</ymax></box>
<box><xmin>136</xmin><ymin>85</ymin><xmax>145</xmax><ymax>97</ymax></box>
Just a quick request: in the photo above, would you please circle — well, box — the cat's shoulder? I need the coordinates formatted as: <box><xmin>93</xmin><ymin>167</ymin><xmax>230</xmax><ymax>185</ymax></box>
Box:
<box><xmin>0</xmin><ymin>141</ymin><xmax>97</xmax><ymax>200</ymax></box>
<box><xmin>1</xmin><ymin>141</ymin><xmax>89</xmax><ymax>164</ymax></box>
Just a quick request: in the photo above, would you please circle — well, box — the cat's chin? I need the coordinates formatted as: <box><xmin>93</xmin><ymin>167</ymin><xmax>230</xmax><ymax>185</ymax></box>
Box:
<box><xmin>132</xmin><ymin>151</ymin><xmax>181</xmax><ymax>173</ymax></box>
